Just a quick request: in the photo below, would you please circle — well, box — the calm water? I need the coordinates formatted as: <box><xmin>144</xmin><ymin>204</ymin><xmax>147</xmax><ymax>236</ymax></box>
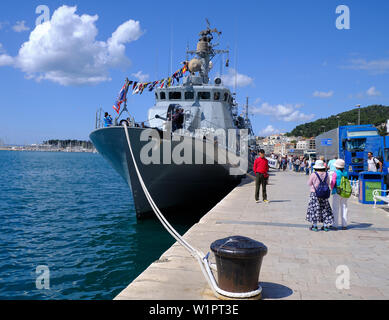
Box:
<box><xmin>0</xmin><ymin>151</ymin><xmax>198</xmax><ymax>300</ymax></box>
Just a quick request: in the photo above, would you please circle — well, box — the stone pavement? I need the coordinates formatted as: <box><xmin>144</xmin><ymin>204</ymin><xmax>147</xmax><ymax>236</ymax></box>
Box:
<box><xmin>115</xmin><ymin>169</ymin><xmax>389</xmax><ymax>300</ymax></box>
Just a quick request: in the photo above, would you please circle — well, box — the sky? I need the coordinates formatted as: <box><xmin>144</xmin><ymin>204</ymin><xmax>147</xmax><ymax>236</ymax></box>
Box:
<box><xmin>0</xmin><ymin>0</ymin><xmax>388</xmax><ymax>145</ymax></box>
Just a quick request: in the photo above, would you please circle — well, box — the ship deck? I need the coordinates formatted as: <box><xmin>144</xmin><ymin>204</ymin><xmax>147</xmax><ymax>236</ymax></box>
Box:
<box><xmin>115</xmin><ymin>169</ymin><xmax>389</xmax><ymax>300</ymax></box>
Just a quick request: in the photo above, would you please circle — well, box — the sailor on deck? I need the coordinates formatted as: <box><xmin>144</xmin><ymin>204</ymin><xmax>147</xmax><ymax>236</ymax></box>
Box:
<box><xmin>104</xmin><ymin>113</ymin><xmax>113</xmax><ymax>127</ymax></box>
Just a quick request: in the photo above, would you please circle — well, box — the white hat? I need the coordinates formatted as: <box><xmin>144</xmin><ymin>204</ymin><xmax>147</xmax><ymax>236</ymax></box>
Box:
<box><xmin>335</xmin><ymin>159</ymin><xmax>345</xmax><ymax>169</ymax></box>
<box><xmin>313</xmin><ymin>160</ymin><xmax>326</xmax><ymax>170</ymax></box>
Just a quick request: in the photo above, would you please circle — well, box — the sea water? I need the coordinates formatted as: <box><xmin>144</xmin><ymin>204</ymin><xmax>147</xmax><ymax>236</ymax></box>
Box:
<box><xmin>0</xmin><ymin>151</ymin><xmax>197</xmax><ymax>300</ymax></box>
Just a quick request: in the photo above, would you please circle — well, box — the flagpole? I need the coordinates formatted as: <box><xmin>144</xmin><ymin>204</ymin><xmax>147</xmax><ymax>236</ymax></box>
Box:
<box><xmin>115</xmin><ymin>78</ymin><xmax>130</xmax><ymax>125</ymax></box>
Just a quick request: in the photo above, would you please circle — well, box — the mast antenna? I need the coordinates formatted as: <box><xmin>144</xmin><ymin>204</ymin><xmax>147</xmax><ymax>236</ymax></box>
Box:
<box><xmin>246</xmin><ymin>97</ymin><xmax>249</xmax><ymax>120</ymax></box>
<box><xmin>234</xmin><ymin>43</ymin><xmax>237</xmax><ymax>96</ymax></box>
<box><xmin>170</xmin><ymin>24</ymin><xmax>173</xmax><ymax>76</ymax></box>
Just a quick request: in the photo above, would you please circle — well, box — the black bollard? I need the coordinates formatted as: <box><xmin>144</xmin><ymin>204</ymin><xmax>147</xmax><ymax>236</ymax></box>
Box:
<box><xmin>210</xmin><ymin>236</ymin><xmax>268</xmax><ymax>293</ymax></box>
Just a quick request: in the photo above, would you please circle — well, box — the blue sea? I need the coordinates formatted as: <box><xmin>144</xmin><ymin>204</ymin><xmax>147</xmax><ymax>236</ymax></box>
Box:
<box><xmin>0</xmin><ymin>151</ymin><xmax>197</xmax><ymax>300</ymax></box>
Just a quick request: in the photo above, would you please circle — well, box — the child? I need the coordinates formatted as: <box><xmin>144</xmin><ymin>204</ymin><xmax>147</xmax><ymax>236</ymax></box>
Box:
<box><xmin>306</xmin><ymin>160</ymin><xmax>334</xmax><ymax>232</ymax></box>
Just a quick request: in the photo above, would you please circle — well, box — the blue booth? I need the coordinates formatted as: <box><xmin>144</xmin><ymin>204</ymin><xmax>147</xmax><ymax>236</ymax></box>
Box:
<box><xmin>359</xmin><ymin>172</ymin><xmax>386</xmax><ymax>205</ymax></box>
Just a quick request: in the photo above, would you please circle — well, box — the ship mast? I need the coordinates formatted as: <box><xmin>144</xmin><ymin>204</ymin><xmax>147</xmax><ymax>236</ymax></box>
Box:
<box><xmin>186</xmin><ymin>19</ymin><xmax>229</xmax><ymax>84</ymax></box>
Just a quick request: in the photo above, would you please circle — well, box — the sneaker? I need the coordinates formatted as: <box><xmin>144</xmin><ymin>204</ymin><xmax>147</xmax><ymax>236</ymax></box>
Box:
<box><xmin>256</xmin><ymin>200</ymin><xmax>260</xmax><ymax>203</ymax></box>
<box><xmin>342</xmin><ymin>226</ymin><xmax>348</xmax><ymax>231</ymax></box>
<box><xmin>310</xmin><ymin>226</ymin><xmax>318</xmax><ymax>232</ymax></box>
<box><xmin>263</xmin><ymin>200</ymin><xmax>269</xmax><ymax>204</ymax></box>
<box><xmin>321</xmin><ymin>226</ymin><xmax>330</xmax><ymax>232</ymax></box>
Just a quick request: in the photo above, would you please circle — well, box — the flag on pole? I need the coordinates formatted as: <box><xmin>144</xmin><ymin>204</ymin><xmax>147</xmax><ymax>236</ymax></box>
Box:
<box><xmin>113</xmin><ymin>80</ymin><xmax>131</xmax><ymax>114</ymax></box>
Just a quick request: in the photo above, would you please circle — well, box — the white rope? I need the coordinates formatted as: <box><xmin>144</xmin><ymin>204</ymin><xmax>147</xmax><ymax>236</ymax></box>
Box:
<box><xmin>123</xmin><ymin>124</ymin><xmax>262</xmax><ymax>299</ymax></box>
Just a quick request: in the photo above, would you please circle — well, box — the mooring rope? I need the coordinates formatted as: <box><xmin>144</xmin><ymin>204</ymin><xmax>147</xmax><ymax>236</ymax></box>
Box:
<box><xmin>123</xmin><ymin>124</ymin><xmax>262</xmax><ymax>299</ymax></box>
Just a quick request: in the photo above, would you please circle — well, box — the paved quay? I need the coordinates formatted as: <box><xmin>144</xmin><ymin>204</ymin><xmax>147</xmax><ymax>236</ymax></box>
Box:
<box><xmin>115</xmin><ymin>169</ymin><xmax>389</xmax><ymax>300</ymax></box>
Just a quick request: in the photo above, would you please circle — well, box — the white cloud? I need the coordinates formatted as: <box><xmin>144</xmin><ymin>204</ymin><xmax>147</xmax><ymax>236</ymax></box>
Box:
<box><xmin>250</xmin><ymin>102</ymin><xmax>315</xmax><ymax>123</ymax></box>
<box><xmin>1</xmin><ymin>5</ymin><xmax>144</xmax><ymax>86</ymax></box>
<box><xmin>221</xmin><ymin>68</ymin><xmax>253</xmax><ymax>88</ymax></box>
<box><xmin>131</xmin><ymin>70</ymin><xmax>149</xmax><ymax>82</ymax></box>
<box><xmin>342</xmin><ymin>58</ymin><xmax>389</xmax><ymax>75</ymax></box>
<box><xmin>12</xmin><ymin>21</ymin><xmax>30</xmax><ymax>32</ymax></box>
<box><xmin>313</xmin><ymin>90</ymin><xmax>334</xmax><ymax>98</ymax></box>
<box><xmin>260</xmin><ymin>125</ymin><xmax>279</xmax><ymax>136</ymax></box>
<box><xmin>0</xmin><ymin>54</ymin><xmax>14</xmax><ymax>66</ymax></box>
<box><xmin>0</xmin><ymin>43</ymin><xmax>14</xmax><ymax>66</ymax></box>
<box><xmin>366</xmin><ymin>86</ymin><xmax>381</xmax><ymax>97</ymax></box>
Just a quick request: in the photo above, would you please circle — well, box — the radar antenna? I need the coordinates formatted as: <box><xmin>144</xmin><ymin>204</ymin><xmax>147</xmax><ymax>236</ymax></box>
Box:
<box><xmin>186</xmin><ymin>21</ymin><xmax>228</xmax><ymax>83</ymax></box>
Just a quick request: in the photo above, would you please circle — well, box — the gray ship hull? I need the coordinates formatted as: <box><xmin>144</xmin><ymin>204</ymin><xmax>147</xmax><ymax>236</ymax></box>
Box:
<box><xmin>90</xmin><ymin>126</ymin><xmax>244</xmax><ymax>219</ymax></box>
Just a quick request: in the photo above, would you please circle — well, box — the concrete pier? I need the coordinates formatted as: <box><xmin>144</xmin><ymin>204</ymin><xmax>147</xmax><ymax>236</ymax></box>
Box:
<box><xmin>115</xmin><ymin>170</ymin><xmax>389</xmax><ymax>300</ymax></box>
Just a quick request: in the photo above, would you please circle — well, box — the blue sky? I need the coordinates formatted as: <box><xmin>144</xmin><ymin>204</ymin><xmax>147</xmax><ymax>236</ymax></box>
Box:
<box><xmin>0</xmin><ymin>0</ymin><xmax>388</xmax><ymax>144</ymax></box>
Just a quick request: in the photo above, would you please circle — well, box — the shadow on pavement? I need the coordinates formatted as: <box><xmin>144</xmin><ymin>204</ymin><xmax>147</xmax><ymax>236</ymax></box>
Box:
<box><xmin>347</xmin><ymin>223</ymin><xmax>373</xmax><ymax>230</ymax></box>
<box><xmin>260</xmin><ymin>282</ymin><xmax>294</xmax><ymax>299</ymax></box>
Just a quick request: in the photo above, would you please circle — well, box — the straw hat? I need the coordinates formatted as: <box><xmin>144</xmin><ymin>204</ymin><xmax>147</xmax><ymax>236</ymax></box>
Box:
<box><xmin>335</xmin><ymin>159</ymin><xmax>345</xmax><ymax>169</ymax></box>
<box><xmin>313</xmin><ymin>160</ymin><xmax>326</xmax><ymax>170</ymax></box>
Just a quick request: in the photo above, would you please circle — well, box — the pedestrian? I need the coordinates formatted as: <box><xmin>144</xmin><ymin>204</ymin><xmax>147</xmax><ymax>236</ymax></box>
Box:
<box><xmin>300</xmin><ymin>159</ymin><xmax>306</xmax><ymax>173</ymax></box>
<box><xmin>254</xmin><ymin>149</ymin><xmax>270</xmax><ymax>204</ymax></box>
<box><xmin>327</xmin><ymin>156</ymin><xmax>338</xmax><ymax>183</ymax></box>
<box><xmin>310</xmin><ymin>158</ymin><xmax>316</xmax><ymax>174</ymax></box>
<box><xmin>281</xmin><ymin>157</ymin><xmax>287</xmax><ymax>171</ymax></box>
<box><xmin>295</xmin><ymin>157</ymin><xmax>300</xmax><ymax>172</ymax></box>
<box><xmin>328</xmin><ymin>157</ymin><xmax>338</xmax><ymax>173</ymax></box>
<box><xmin>367</xmin><ymin>152</ymin><xmax>383</xmax><ymax>173</ymax></box>
<box><xmin>306</xmin><ymin>160</ymin><xmax>334</xmax><ymax>232</ymax></box>
<box><xmin>305</xmin><ymin>159</ymin><xmax>310</xmax><ymax>175</ymax></box>
<box><xmin>319</xmin><ymin>156</ymin><xmax>327</xmax><ymax>170</ymax></box>
<box><xmin>331</xmin><ymin>159</ymin><xmax>350</xmax><ymax>230</ymax></box>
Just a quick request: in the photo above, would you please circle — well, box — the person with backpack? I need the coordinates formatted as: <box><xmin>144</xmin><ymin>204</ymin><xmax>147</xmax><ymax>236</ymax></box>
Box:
<box><xmin>306</xmin><ymin>160</ymin><xmax>334</xmax><ymax>232</ymax></box>
<box><xmin>331</xmin><ymin>159</ymin><xmax>351</xmax><ymax>230</ymax></box>
<box><xmin>367</xmin><ymin>152</ymin><xmax>383</xmax><ymax>173</ymax></box>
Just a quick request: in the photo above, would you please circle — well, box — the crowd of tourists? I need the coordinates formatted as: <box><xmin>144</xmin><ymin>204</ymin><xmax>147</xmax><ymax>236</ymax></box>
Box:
<box><xmin>253</xmin><ymin>151</ymin><xmax>384</xmax><ymax>233</ymax></box>
<box><xmin>269</xmin><ymin>154</ymin><xmax>316</xmax><ymax>175</ymax></box>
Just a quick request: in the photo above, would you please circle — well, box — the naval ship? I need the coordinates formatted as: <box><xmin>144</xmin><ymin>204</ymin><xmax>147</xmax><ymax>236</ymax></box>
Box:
<box><xmin>90</xmin><ymin>23</ymin><xmax>256</xmax><ymax>219</ymax></box>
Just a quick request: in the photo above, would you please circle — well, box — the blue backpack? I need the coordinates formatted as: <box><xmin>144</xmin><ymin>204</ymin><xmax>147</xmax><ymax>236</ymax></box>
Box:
<box><xmin>314</xmin><ymin>172</ymin><xmax>330</xmax><ymax>199</ymax></box>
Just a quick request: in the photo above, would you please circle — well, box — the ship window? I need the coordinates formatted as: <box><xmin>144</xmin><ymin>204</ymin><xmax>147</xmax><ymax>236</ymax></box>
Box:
<box><xmin>185</xmin><ymin>91</ymin><xmax>194</xmax><ymax>100</ymax></box>
<box><xmin>155</xmin><ymin>93</ymin><xmax>158</xmax><ymax>100</ymax></box>
<box><xmin>198</xmin><ymin>92</ymin><xmax>211</xmax><ymax>100</ymax></box>
<box><xmin>214</xmin><ymin>92</ymin><xmax>221</xmax><ymax>101</ymax></box>
<box><xmin>224</xmin><ymin>92</ymin><xmax>229</xmax><ymax>102</ymax></box>
<box><xmin>169</xmin><ymin>91</ymin><xmax>182</xmax><ymax>100</ymax></box>
<box><xmin>160</xmin><ymin>92</ymin><xmax>166</xmax><ymax>100</ymax></box>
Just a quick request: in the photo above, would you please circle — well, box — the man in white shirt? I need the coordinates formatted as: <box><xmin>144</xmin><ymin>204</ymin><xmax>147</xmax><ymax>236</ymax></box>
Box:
<box><xmin>367</xmin><ymin>152</ymin><xmax>382</xmax><ymax>172</ymax></box>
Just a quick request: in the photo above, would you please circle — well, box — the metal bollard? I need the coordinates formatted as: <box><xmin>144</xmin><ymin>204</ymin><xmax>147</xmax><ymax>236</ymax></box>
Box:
<box><xmin>210</xmin><ymin>236</ymin><xmax>268</xmax><ymax>293</ymax></box>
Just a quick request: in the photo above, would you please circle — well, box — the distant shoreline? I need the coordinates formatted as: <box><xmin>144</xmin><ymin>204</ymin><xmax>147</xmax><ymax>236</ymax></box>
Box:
<box><xmin>0</xmin><ymin>147</ymin><xmax>96</xmax><ymax>153</ymax></box>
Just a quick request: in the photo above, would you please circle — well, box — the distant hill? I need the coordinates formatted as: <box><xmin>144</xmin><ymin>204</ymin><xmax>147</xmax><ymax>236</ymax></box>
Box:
<box><xmin>287</xmin><ymin>105</ymin><xmax>389</xmax><ymax>137</ymax></box>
